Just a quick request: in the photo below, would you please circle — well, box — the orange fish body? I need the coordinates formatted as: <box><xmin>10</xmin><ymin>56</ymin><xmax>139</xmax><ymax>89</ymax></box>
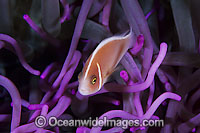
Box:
<box><xmin>78</xmin><ymin>31</ymin><xmax>134</xmax><ymax>95</ymax></box>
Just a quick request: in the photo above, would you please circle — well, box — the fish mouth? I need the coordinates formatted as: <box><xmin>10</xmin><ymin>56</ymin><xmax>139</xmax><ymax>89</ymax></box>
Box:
<box><xmin>78</xmin><ymin>81</ymin><xmax>101</xmax><ymax>96</ymax></box>
<box><xmin>78</xmin><ymin>88</ymin><xmax>91</xmax><ymax>96</ymax></box>
<box><xmin>78</xmin><ymin>88</ymin><xmax>100</xmax><ymax>96</ymax></box>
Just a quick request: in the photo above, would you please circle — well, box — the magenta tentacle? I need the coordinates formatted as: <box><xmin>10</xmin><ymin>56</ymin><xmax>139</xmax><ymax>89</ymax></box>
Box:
<box><xmin>90</xmin><ymin>110</ymin><xmax>139</xmax><ymax>132</ymax></box>
<box><xmin>30</xmin><ymin>51</ymin><xmax>80</xmax><ymax>118</ymax></box>
<box><xmin>12</xmin><ymin>122</ymin><xmax>36</xmax><ymax>133</ymax></box>
<box><xmin>52</xmin><ymin>0</ymin><xmax>94</xmax><ymax>88</ymax></box>
<box><xmin>11</xmin><ymin>99</ymin><xmax>30</xmax><ymax>108</ymax></box>
<box><xmin>76</xmin><ymin>126</ymin><xmax>90</xmax><ymax>133</ymax></box>
<box><xmin>130</xmin><ymin>34</ymin><xmax>144</xmax><ymax>55</ymax></box>
<box><xmin>120</xmin><ymin>70</ymin><xmax>129</xmax><ymax>82</ymax></box>
<box><xmin>28</xmin><ymin>104</ymin><xmax>44</xmax><ymax>110</ymax></box>
<box><xmin>157</xmin><ymin>70</ymin><xmax>168</xmax><ymax>83</ymax></box>
<box><xmin>40</xmin><ymin>62</ymin><xmax>60</xmax><ymax>79</ymax></box>
<box><xmin>49</xmin><ymin>51</ymin><xmax>81</xmax><ymax>105</ymax></box>
<box><xmin>104</xmin><ymin>43</ymin><xmax>167</xmax><ymax>92</ymax></box>
<box><xmin>146</xmin><ymin>81</ymin><xmax>155</xmax><ymax>110</ymax></box>
<box><xmin>165</xmin><ymin>82</ymin><xmax>173</xmax><ymax>92</ymax></box>
<box><xmin>90</xmin><ymin>92</ymin><xmax>181</xmax><ymax>132</ymax></box>
<box><xmin>156</xmin><ymin>68</ymin><xmax>173</xmax><ymax>91</ymax></box>
<box><xmin>41</xmin><ymin>105</ymin><xmax>49</xmax><ymax>116</ymax></box>
<box><xmin>177</xmin><ymin>112</ymin><xmax>200</xmax><ymax>133</ymax></box>
<box><xmin>36</xmin><ymin>105</ymin><xmax>49</xmax><ymax>133</ymax></box>
<box><xmin>0</xmin><ymin>75</ymin><xmax>21</xmax><ymax>132</ymax></box>
<box><xmin>60</xmin><ymin>0</ymin><xmax>70</xmax><ymax>23</ymax></box>
<box><xmin>28</xmin><ymin>90</ymin><xmax>55</xmax><ymax>121</ymax></box>
<box><xmin>23</xmin><ymin>14</ymin><xmax>61</xmax><ymax>47</ymax></box>
<box><xmin>142</xmin><ymin>92</ymin><xmax>181</xmax><ymax>119</ymax></box>
<box><xmin>67</xmin><ymin>81</ymin><xmax>79</xmax><ymax>89</ymax></box>
<box><xmin>48</xmin><ymin>70</ymin><xmax>60</xmax><ymax>84</ymax></box>
<box><xmin>133</xmin><ymin>92</ymin><xmax>143</xmax><ymax>117</ymax></box>
<box><xmin>120</xmin><ymin>70</ymin><xmax>144</xmax><ymax>117</ymax></box>
<box><xmin>15</xmin><ymin>96</ymin><xmax>71</xmax><ymax>132</ymax></box>
<box><xmin>121</xmin><ymin>52</ymin><xmax>142</xmax><ymax>81</ymax></box>
<box><xmin>21</xmin><ymin>99</ymin><xmax>30</xmax><ymax>108</ymax></box>
<box><xmin>102</xmin><ymin>0</ymin><xmax>112</xmax><ymax>30</ymax></box>
<box><xmin>0</xmin><ymin>34</ymin><xmax>40</xmax><ymax>75</ymax></box>
<box><xmin>46</xmin><ymin>95</ymin><xmax>71</xmax><ymax>119</ymax></box>
<box><xmin>120</xmin><ymin>0</ymin><xmax>154</xmax><ymax>79</ymax></box>
<box><xmin>145</xmin><ymin>8</ymin><xmax>155</xmax><ymax>20</ymax></box>
<box><xmin>71</xmin><ymin>91</ymin><xmax>90</xmax><ymax>117</ymax></box>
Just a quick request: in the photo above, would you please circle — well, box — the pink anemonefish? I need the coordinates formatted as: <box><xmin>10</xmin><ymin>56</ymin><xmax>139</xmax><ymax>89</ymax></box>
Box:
<box><xmin>78</xmin><ymin>30</ymin><xmax>135</xmax><ymax>95</ymax></box>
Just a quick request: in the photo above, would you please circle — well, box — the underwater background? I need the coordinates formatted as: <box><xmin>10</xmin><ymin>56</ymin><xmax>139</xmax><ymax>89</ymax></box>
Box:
<box><xmin>0</xmin><ymin>0</ymin><xmax>200</xmax><ymax>132</ymax></box>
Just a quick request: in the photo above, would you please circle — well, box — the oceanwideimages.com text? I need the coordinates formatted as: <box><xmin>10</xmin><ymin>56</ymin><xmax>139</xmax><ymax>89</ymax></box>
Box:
<box><xmin>35</xmin><ymin>116</ymin><xmax>164</xmax><ymax>129</ymax></box>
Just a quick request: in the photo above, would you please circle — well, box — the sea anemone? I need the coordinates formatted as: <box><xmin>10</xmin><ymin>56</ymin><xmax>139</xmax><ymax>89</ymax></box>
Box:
<box><xmin>0</xmin><ymin>0</ymin><xmax>200</xmax><ymax>133</ymax></box>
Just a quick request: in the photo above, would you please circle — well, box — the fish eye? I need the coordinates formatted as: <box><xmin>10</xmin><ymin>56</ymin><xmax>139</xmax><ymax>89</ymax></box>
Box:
<box><xmin>91</xmin><ymin>76</ymin><xmax>97</xmax><ymax>85</ymax></box>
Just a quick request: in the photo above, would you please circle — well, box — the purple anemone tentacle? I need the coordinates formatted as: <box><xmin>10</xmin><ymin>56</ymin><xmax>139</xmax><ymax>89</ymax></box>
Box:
<box><xmin>12</xmin><ymin>123</ymin><xmax>36</xmax><ymax>133</ymax></box>
<box><xmin>104</xmin><ymin>42</ymin><xmax>167</xmax><ymax>93</ymax></box>
<box><xmin>28</xmin><ymin>90</ymin><xmax>55</xmax><ymax>122</ymax></box>
<box><xmin>120</xmin><ymin>0</ymin><xmax>155</xmax><ymax>80</ymax></box>
<box><xmin>21</xmin><ymin>99</ymin><xmax>30</xmax><ymax>108</ymax></box>
<box><xmin>47</xmin><ymin>51</ymin><xmax>81</xmax><ymax>106</ymax></box>
<box><xmin>145</xmin><ymin>8</ymin><xmax>155</xmax><ymax>20</ymax></box>
<box><xmin>156</xmin><ymin>68</ymin><xmax>173</xmax><ymax>91</ymax></box>
<box><xmin>142</xmin><ymin>92</ymin><xmax>181</xmax><ymax>119</ymax></box>
<box><xmin>0</xmin><ymin>75</ymin><xmax>21</xmax><ymax>132</ymax></box>
<box><xmin>15</xmin><ymin>96</ymin><xmax>71</xmax><ymax>132</ymax></box>
<box><xmin>120</xmin><ymin>70</ymin><xmax>129</xmax><ymax>82</ymax></box>
<box><xmin>121</xmin><ymin>52</ymin><xmax>142</xmax><ymax>81</ymax></box>
<box><xmin>102</xmin><ymin>0</ymin><xmax>112</xmax><ymax>30</ymax></box>
<box><xmin>130</xmin><ymin>34</ymin><xmax>144</xmax><ymax>55</ymax></box>
<box><xmin>48</xmin><ymin>70</ymin><xmax>60</xmax><ymax>84</ymax></box>
<box><xmin>11</xmin><ymin>99</ymin><xmax>30</xmax><ymax>108</ymax></box>
<box><xmin>120</xmin><ymin>70</ymin><xmax>144</xmax><ymax>117</ymax></box>
<box><xmin>23</xmin><ymin>14</ymin><xmax>61</xmax><ymax>47</ymax></box>
<box><xmin>90</xmin><ymin>110</ymin><xmax>139</xmax><ymax>133</ymax></box>
<box><xmin>177</xmin><ymin>112</ymin><xmax>200</xmax><ymax>133</ymax></box>
<box><xmin>71</xmin><ymin>91</ymin><xmax>90</xmax><ymax>117</ymax></box>
<box><xmin>60</xmin><ymin>0</ymin><xmax>70</xmax><ymax>23</ymax></box>
<box><xmin>76</xmin><ymin>126</ymin><xmax>90</xmax><ymax>133</ymax></box>
<box><xmin>46</xmin><ymin>95</ymin><xmax>71</xmax><ymax>119</ymax></box>
<box><xmin>146</xmin><ymin>81</ymin><xmax>155</xmax><ymax>110</ymax></box>
<box><xmin>36</xmin><ymin>105</ymin><xmax>49</xmax><ymax>133</ymax></box>
<box><xmin>133</xmin><ymin>92</ymin><xmax>143</xmax><ymax>117</ymax></box>
<box><xmin>0</xmin><ymin>34</ymin><xmax>40</xmax><ymax>75</ymax></box>
<box><xmin>28</xmin><ymin>104</ymin><xmax>44</xmax><ymax>110</ymax></box>
<box><xmin>40</xmin><ymin>62</ymin><xmax>60</xmax><ymax>80</ymax></box>
<box><xmin>52</xmin><ymin>0</ymin><xmax>94</xmax><ymax>88</ymax></box>
<box><xmin>67</xmin><ymin>81</ymin><xmax>79</xmax><ymax>89</ymax></box>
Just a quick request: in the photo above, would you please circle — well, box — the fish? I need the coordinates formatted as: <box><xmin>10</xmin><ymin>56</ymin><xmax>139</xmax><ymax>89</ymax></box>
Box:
<box><xmin>78</xmin><ymin>30</ymin><xmax>135</xmax><ymax>95</ymax></box>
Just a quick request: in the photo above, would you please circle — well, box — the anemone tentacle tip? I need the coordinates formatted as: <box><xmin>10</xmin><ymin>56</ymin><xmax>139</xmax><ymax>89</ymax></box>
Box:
<box><xmin>23</xmin><ymin>14</ymin><xmax>29</xmax><ymax>19</ymax></box>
